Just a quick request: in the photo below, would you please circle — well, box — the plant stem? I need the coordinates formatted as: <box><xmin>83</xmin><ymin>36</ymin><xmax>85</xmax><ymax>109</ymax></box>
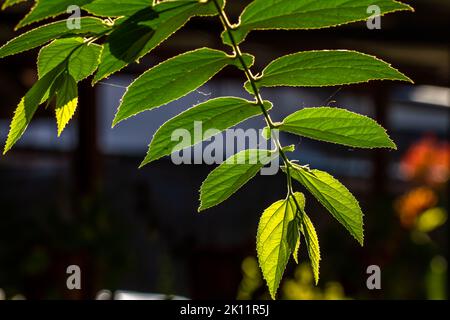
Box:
<box><xmin>211</xmin><ymin>0</ymin><xmax>274</xmax><ymax>127</ymax></box>
<box><xmin>211</xmin><ymin>0</ymin><xmax>304</xmax><ymax>214</ymax></box>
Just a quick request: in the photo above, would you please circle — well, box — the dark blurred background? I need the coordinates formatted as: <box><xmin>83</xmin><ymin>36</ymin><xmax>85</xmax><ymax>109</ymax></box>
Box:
<box><xmin>0</xmin><ymin>0</ymin><xmax>448</xmax><ymax>300</ymax></box>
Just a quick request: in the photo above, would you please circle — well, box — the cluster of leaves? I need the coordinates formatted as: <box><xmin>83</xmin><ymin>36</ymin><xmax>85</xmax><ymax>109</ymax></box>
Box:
<box><xmin>0</xmin><ymin>0</ymin><xmax>413</xmax><ymax>299</ymax></box>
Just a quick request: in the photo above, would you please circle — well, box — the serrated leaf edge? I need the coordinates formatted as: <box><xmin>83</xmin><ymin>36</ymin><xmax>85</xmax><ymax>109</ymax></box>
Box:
<box><xmin>280</xmin><ymin>106</ymin><xmax>397</xmax><ymax>150</ymax></box>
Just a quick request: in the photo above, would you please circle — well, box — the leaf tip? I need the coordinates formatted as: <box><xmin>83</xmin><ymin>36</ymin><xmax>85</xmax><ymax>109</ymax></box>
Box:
<box><xmin>3</xmin><ymin>139</ymin><xmax>13</xmax><ymax>155</ymax></box>
<box><xmin>391</xmin><ymin>142</ymin><xmax>398</xmax><ymax>151</ymax></box>
<box><xmin>138</xmin><ymin>159</ymin><xmax>149</xmax><ymax>169</ymax></box>
<box><xmin>401</xmin><ymin>3</ymin><xmax>415</xmax><ymax>12</ymax></box>
<box><xmin>385</xmin><ymin>137</ymin><xmax>397</xmax><ymax>150</ymax></box>
<box><xmin>357</xmin><ymin>234</ymin><xmax>364</xmax><ymax>247</ymax></box>
<box><xmin>112</xmin><ymin>108</ymin><xmax>127</xmax><ymax>128</ymax></box>
<box><xmin>268</xmin><ymin>288</ymin><xmax>277</xmax><ymax>300</ymax></box>
<box><xmin>403</xmin><ymin>74</ymin><xmax>414</xmax><ymax>84</ymax></box>
<box><xmin>111</xmin><ymin>117</ymin><xmax>119</xmax><ymax>128</ymax></box>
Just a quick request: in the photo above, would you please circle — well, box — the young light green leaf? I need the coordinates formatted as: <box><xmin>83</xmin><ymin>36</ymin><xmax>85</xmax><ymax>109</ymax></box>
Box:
<box><xmin>0</xmin><ymin>17</ymin><xmax>109</xmax><ymax>59</ymax></box>
<box><xmin>287</xmin><ymin>215</ymin><xmax>300</xmax><ymax>266</ymax></box>
<box><xmin>291</xmin><ymin>192</ymin><xmax>306</xmax><ymax>265</ymax></box>
<box><xmin>53</xmin><ymin>73</ymin><xmax>78</xmax><ymax>136</ymax></box>
<box><xmin>293</xmin><ymin>233</ymin><xmax>301</xmax><ymax>265</ymax></box>
<box><xmin>114</xmin><ymin>48</ymin><xmax>253</xmax><ymax>125</ymax></box>
<box><xmin>288</xmin><ymin>164</ymin><xmax>364</xmax><ymax>245</ymax></box>
<box><xmin>245</xmin><ymin>50</ymin><xmax>412</xmax><ymax>92</ymax></box>
<box><xmin>38</xmin><ymin>38</ymin><xmax>102</xmax><ymax>81</ymax></box>
<box><xmin>83</xmin><ymin>0</ymin><xmax>150</xmax><ymax>17</ymax></box>
<box><xmin>199</xmin><ymin>149</ymin><xmax>277</xmax><ymax>211</ymax></box>
<box><xmin>223</xmin><ymin>0</ymin><xmax>413</xmax><ymax>45</ymax></box>
<box><xmin>17</xmin><ymin>0</ymin><xmax>94</xmax><ymax>29</ymax></box>
<box><xmin>4</xmin><ymin>64</ymin><xmax>64</xmax><ymax>154</ymax></box>
<box><xmin>301</xmin><ymin>211</ymin><xmax>321</xmax><ymax>285</ymax></box>
<box><xmin>141</xmin><ymin>97</ymin><xmax>272</xmax><ymax>166</ymax></box>
<box><xmin>93</xmin><ymin>0</ymin><xmax>224</xmax><ymax>83</ymax></box>
<box><xmin>257</xmin><ymin>193</ymin><xmax>302</xmax><ymax>299</ymax></box>
<box><xmin>280</xmin><ymin>107</ymin><xmax>396</xmax><ymax>149</ymax></box>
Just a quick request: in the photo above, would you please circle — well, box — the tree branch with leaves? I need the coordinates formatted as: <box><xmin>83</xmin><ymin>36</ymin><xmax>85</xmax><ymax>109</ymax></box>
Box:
<box><xmin>0</xmin><ymin>0</ymin><xmax>413</xmax><ymax>299</ymax></box>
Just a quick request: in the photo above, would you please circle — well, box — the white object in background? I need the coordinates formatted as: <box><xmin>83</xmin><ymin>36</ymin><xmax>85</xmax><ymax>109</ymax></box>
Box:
<box><xmin>96</xmin><ymin>289</ymin><xmax>113</xmax><ymax>300</ymax></box>
<box><xmin>114</xmin><ymin>290</ymin><xmax>188</xmax><ymax>300</ymax></box>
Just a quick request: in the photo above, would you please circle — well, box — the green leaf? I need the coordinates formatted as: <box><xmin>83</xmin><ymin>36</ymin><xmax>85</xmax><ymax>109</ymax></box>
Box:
<box><xmin>93</xmin><ymin>0</ymin><xmax>223</xmax><ymax>83</ymax></box>
<box><xmin>289</xmin><ymin>164</ymin><xmax>364</xmax><ymax>245</ymax></box>
<box><xmin>141</xmin><ymin>97</ymin><xmax>272</xmax><ymax>166</ymax></box>
<box><xmin>2</xmin><ymin>0</ymin><xmax>27</xmax><ymax>10</ymax></box>
<box><xmin>114</xmin><ymin>48</ymin><xmax>252</xmax><ymax>125</ymax></box>
<box><xmin>83</xmin><ymin>0</ymin><xmax>150</xmax><ymax>17</ymax></box>
<box><xmin>301</xmin><ymin>211</ymin><xmax>321</xmax><ymax>285</ymax></box>
<box><xmin>291</xmin><ymin>192</ymin><xmax>305</xmax><ymax>265</ymax></box>
<box><xmin>280</xmin><ymin>107</ymin><xmax>396</xmax><ymax>149</ymax></box>
<box><xmin>4</xmin><ymin>64</ymin><xmax>64</xmax><ymax>153</ymax></box>
<box><xmin>223</xmin><ymin>0</ymin><xmax>413</xmax><ymax>45</ymax></box>
<box><xmin>17</xmin><ymin>0</ymin><xmax>94</xmax><ymax>28</ymax></box>
<box><xmin>0</xmin><ymin>17</ymin><xmax>109</xmax><ymax>59</ymax></box>
<box><xmin>281</xmin><ymin>145</ymin><xmax>296</xmax><ymax>153</ymax></box>
<box><xmin>257</xmin><ymin>193</ymin><xmax>302</xmax><ymax>299</ymax></box>
<box><xmin>293</xmin><ymin>232</ymin><xmax>301</xmax><ymax>264</ymax></box>
<box><xmin>38</xmin><ymin>38</ymin><xmax>102</xmax><ymax>81</ymax></box>
<box><xmin>53</xmin><ymin>73</ymin><xmax>79</xmax><ymax>136</ymax></box>
<box><xmin>199</xmin><ymin>149</ymin><xmax>277</xmax><ymax>211</ymax></box>
<box><xmin>245</xmin><ymin>50</ymin><xmax>412</xmax><ymax>92</ymax></box>
<box><xmin>261</xmin><ymin>126</ymin><xmax>271</xmax><ymax>140</ymax></box>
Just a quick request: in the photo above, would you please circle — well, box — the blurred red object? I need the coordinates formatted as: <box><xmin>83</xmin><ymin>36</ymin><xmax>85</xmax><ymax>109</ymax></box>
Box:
<box><xmin>400</xmin><ymin>135</ymin><xmax>450</xmax><ymax>186</ymax></box>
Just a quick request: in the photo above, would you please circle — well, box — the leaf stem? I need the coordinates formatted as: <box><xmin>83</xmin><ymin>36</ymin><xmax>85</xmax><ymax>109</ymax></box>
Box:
<box><xmin>211</xmin><ymin>0</ymin><xmax>303</xmax><ymax>215</ymax></box>
<box><xmin>211</xmin><ymin>0</ymin><xmax>274</xmax><ymax>127</ymax></box>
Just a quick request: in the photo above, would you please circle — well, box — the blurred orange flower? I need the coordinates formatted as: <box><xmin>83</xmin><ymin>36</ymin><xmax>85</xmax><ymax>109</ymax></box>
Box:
<box><xmin>400</xmin><ymin>135</ymin><xmax>450</xmax><ymax>186</ymax></box>
<box><xmin>395</xmin><ymin>187</ymin><xmax>438</xmax><ymax>228</ymax></box>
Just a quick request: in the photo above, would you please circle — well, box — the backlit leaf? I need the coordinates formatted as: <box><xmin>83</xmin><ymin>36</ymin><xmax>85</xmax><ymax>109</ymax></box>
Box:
<box><xmin>93</xmin><ymin>0</ymin><xmax>223</xmax><ymax>83</ymax></box>
<box><xmin>83</xmin><ymin>0</ymin><xmax>150</xmax><ymax>17</ymax></box>
<box><xmin>245</xmin><ymin>50</ymin><xmax>412</xmax><ymax>92</ymax></box>
<box><xmin>2</xmin><ymin>0</ymin><xmax>27</xmax><ymax>10</ymax></box>
<box><xmin>289</xmin><ymin>164</ymin><xmax>364</xmax><ymax>245</ymax></box>
<box><xmin>301</xmin><ymin>211</ymin><xmax>321</xmax><ymax>285</ymax></box>
<box><xmin>114</xmin><ymin>48</ymin><xmax>252</xmax><ymax>125</ymax></box>
<box><xmin>141</xmin><ymin>97</ymin><xmax>272</xmax><ymax>166</ymax></box>
<box><xmin>0</xmin><ymin>17</ymin><xmax>109</xmax><ymax>59</ymax></box>
<box><xmin>17</xmin><ymin>0</ymin><xmax>94</xmax><ymax>28</ymax></box>
<box><xmin>223</xmin><ymin>0</ymin><xmax>412</xmax><ymax>45</ymax></box>
<box><xmin>53</xmin><ymin>73</ymin><xmax>79</xmax><ymax>136</ymax></box>
<box><xmin>280</xmin><ymin>107</ymin><xmax>396</xmax><ymax>149</ymax></box>
<box><xmin>199</xmin><ymin>149</ymin><xmax>277</xmax><ymax>211</ymax></box>
<box><xmin>38</xmin><ymin>38</ymin><xmax>102</xmax><ymax>81</ymax></box>
<box><xmin>257</xmin><ymin>192</ymin><xmax>303</xmax><ymax>299</ymax></box>
<box><xmin>3</xmin><ymin>64</ymin><xmax>64</xmax><ymax>153</ymax></box>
